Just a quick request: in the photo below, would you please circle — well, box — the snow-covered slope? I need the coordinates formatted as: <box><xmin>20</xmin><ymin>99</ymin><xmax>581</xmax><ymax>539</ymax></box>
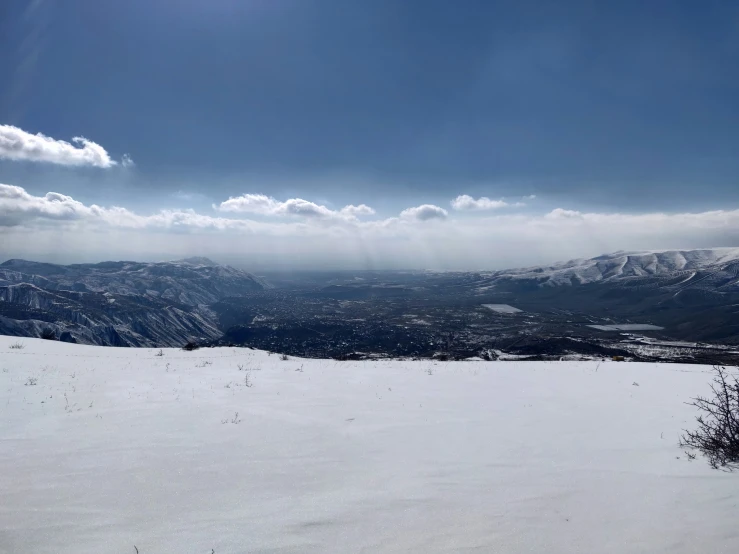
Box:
<box><xmin>0</xmin><ymin>258</ymin><xmax>268</xmax><ymax>346</ymax></box>
<box><xmin>489</xmin><ymin>247</ymin><xmax>739</xmax><ymax>287</ymax></box>
<box><xmin>0</xmin><ymin>257</ymin><xmax>268</xmax><ymax>304</ymax></box>
<box><xmin>1</xmin><ymin>337</ymin><xmax>737</xmax><ymax>553</ymax></box>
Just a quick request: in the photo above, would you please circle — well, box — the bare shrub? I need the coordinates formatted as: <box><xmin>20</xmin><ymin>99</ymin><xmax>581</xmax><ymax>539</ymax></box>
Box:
<box><xmin>9</xmin><ymin>342</ymin><xmax>25</xmax><ymax>350</ymax></box>
<box><xmin>681</xmin><ymin>366</ymin><xmax>739</xmax><ymax>469</ymax></box>
<box><xmin>280</xmin><ymin>353</ymin><xmax>289</xmax><ymax>361</ymax></box>
<box><xmin>155</xmin><ymin>349</ymin><xmax>164</xmax><ymax>357</ymax></box>
<box><xmin>25</xmin><ymin>377</ymin><xmax>38</xmax><ymax>386</ymax></box>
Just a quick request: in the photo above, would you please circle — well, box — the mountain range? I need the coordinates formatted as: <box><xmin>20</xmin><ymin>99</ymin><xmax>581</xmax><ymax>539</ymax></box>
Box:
<box><xmin>0</xmin><ymin>257</ymin><xmax>266</xmax><ymax>346</ymax></box>
<box><xmin>486</xmin><ymin>248</ymin><xmax>739</xmax><ymax>287</ymax></box>
<box><xmin>1</xmin><ymin>248</ymin><xmax>738</xmax><ymax>351</ymax></box>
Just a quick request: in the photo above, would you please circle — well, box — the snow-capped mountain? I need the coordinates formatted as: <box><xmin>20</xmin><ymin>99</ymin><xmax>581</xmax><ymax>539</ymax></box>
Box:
<box><xmin>486</xmin><ymin>248</ymin><xmax>739</xmax><ymax>288</ymax></box>
<box><xmin>2</xmin><ymin>248</ymin><xmax>739</xmax><ymax>349</ymax></box>
<box><xmin>0</xmin><ymin>258</ymin><xmax>268</xmax><ymax>346</ymax></box>
<box><xmin>0</xmin><ymin>257</ymin><xmax>268</xmax><ymax>304</ymax></box>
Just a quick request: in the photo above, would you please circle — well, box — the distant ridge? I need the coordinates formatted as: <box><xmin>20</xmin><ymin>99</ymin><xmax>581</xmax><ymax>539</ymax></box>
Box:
<box><xmin>174</xmin><ymin>256</ymin><xmax>219</xmax><ymax>266</ymax></box>
<box><xmin>0</xmin><ymin>257</ymin><xmax>268</xmax><ymax>346</ymax></box>
<box><xmin>488</xmin><ymin>248</ymin><xmax>739</xmax><ymax>287</ymax></box>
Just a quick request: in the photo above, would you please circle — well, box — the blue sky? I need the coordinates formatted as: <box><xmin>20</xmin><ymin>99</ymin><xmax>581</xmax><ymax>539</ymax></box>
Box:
<box><xmin>1</xmin><ymin>0</ymin><xmax>739</xmax><ymax>269</ymax></box>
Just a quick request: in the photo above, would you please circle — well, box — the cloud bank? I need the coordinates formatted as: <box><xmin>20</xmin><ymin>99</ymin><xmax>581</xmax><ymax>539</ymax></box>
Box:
<box><xmin>0</xmin><ymin>125</ymin><xmax>130</xmax><ymax>168</ymax></box>
<box><xmin>400</xmin><ymin>204</ymin><xmax>448</xmax><ymax>221</ymax></box>
<box><xmin>451</xmin><ymin>195</ymin><xmax>510</xmax><ymax>211</ymax></box>
<box><xmin>451</xmin><ymin>195</ymin><xmax>531</xmax><ymax>211</ymax></box>
<box><xmin>340</xmin><ymin>204</ymin><xmax>376</xmax><ymax>217</ymax></box>
<box><xmin>3</xmin><ymin>183</ymin><xmax>739</xmax><ymax>270</ymax></box>
<box><xmin>217</xmin><ymin>194</ymin><xmax>375</xmax><ymax>220</ymax></box>
<box><xmin>0</xmin><ymin>184</ymin><xmax>254</xmax><ymax>231</ymax></box>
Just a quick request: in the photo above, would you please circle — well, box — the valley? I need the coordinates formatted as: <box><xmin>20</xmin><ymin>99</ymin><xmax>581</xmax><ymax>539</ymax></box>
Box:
<box><xmin>2</xmin><ymin>249</ymin><xmax>739</xmax><ymax>365</ymax></box>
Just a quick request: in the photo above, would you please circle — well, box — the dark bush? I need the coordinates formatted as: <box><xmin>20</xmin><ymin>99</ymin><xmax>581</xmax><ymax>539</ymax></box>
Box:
<box><xmin>182</xmin><ymin>341</ymin><xmax>200</xmax><ymax>351</ymax></box>
<box><xmin>681</xmin><ymin>366</ymin><xmax>739</xmax><ymax>469</ymax></box>
<box><xmin>40</xmin><ymin>328</ymin><xmax>57</xmax><ymax>341</ymax></box>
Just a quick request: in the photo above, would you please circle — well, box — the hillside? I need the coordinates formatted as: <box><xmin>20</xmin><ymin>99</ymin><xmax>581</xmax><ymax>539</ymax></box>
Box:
<box><xmin>0</xmin><ymin>257</ymin><xmax>267</xmax><ymax>303</ymax></box>
<box><xmin>2</xmin><ymin>248</ymin><xmax>739</xmax><ymax>353</ymax></box>
<box><xmin>487</xmin><ymin>248</ymin><xmax>739</xmax><ymax>287</ymax></box>
<box><xmin>2</xmin><ymin>337</ymin><xmax>738</xmax><ymax>553</ymax></box>
<box><xmin>0</xmin><ymin>258</ymin><xmax>267</xmax><ymax>346</ymax></box>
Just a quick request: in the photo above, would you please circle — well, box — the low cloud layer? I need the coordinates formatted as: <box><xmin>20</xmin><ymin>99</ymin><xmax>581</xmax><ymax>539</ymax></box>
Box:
<box><xmin>400</xmin><ymin>204</ymin><xmax>448</xmax><ymax>221</ymax></box>
<box><xmin>451</xmin><ymin>195</ymin><xmax>531</xmax><ymax>211</ymax></box>
<box><xmin>340</xmin><ymin>204</ymin><xmax>376</xmax><ymax>217</ymax></box>
<box><xmin>451</xmin><ymin>195</ymin><xmax>510</xmax><ymax>211</ymax></box>
<box><xmin>0</xmin><ymin>184</ymin><xmax>252</xmax><ymax>230</ymax></box>
<box><xmin>217</xmin><ymin>194</ymin><xmax>375</xmax><ymax>220</ymax></box>
<box><xmin>3</xmin><ymin>183</ymin><xmax>739</xmax><ymax>269</ymax></box>
<box><xmin>0</xmin><ymin>124</ymin><xmax>129</xmax><ymax>168</ymax></box>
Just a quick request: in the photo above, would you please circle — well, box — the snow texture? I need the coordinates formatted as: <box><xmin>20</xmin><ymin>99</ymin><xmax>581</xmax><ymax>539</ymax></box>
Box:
<box><xmin>1</xmin><ymin>337</ymin><xmax>738</xmax><ymax>553</ymax></box>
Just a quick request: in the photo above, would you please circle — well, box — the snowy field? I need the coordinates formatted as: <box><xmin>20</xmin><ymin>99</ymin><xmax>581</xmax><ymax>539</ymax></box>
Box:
<box><xmin>1</xmin><ymin>337</ymin><xmax>738</xmax><ymax>553</ymax></box>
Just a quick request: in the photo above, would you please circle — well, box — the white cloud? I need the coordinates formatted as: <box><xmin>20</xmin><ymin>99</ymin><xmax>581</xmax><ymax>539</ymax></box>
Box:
<box><xmin>217</xmin><ymin>194</ymin><xmax>374</xmax><ymax>220</ymax></box>
<box><xmin>217</xmin><ymin>194</ymin><xmax>278</xmax><ymax>214</ymax></box>
<box><xmin>0</xmin><ymin>124</ymin><xmax>128</xmax><ymax>168</ymax></box>
<box><xmin>340</xmin><ymin>204</ymin><xmax>376</xmax><ymax>217</ymax></box>
<box><xmin>0</xmin><ymin>184</ymin><xmax>253</xmax><ymax>231</ymax></box>
<box><xmin>400</xmin><ymin>204</ymin><xmax>448</xmax><ymax>221</ymax></box>
<box><xmin>546</xmin><ymin>208</ymin><xmax>583</xmax><ymax>219</ymax></box>
<box><xmin>121</xmin><ymin>154</ymin><xmax>135</xmax><ymax>167</ymax></box>
<box><xmin>276</xmin><ymin>198</ymin><xmax>336</xmax><ymax>218</ymax></box>
<box><xmin>5</xmin><ymin>183</ymin><xmax>739</xmax><ymax>270</ymax></box>
<box><xmin>451</xmin><ymin>195</ymin><xmax>509</xmax><ymax>211</ymax></box>
<box><xmin>0</xmin><ymin>184</ymin><xmax>95</xmax><ymax>223</ymax></box>
<box><xmin>524</xmin><ymin>194</ymin><xmax>537</xmax><ymax>200</ymax></box>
